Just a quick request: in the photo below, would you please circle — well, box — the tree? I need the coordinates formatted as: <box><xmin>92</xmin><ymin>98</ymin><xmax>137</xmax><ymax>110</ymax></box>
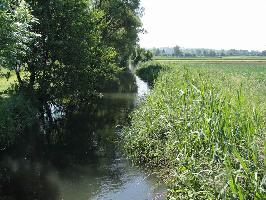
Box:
<box><xmin>132</xmin><ymin>47</ymin><xmax>153</xmax><ymax>65</ymax></box>
<box><xmin>0</xmin><ymin>0</ymin><xmax>38</xmax><ymax>85</ymax></box>
<box><xmin>145</xmin><ymin>50</ymin><xmax>153</xmax><ymax>61</ymax></box>
<box><xmin>93</xmin><ymin>0</ymin><xmax>143</xmax><ymax>67</ymax></box>
<box><xmin>24</xmin><ymin>0</ymin><xmax>120</xmax><ymax>101</ymax></box>
<box><xmin>209</xmin><ymin>50</ymin><xmax>217</xmax><ymax>57</ymax></box>
<box><xmin>1</xmin><ymin>0</ymin><xmax>142</xmax><ymax>137</ymax></box>
<box><xmin>261</xmin><ymin>50</ymin><xmax>266</xmax><ymax>56</ymax></box>
<box><xmin>0</xmin><ymin>0</ymin><xmax>143</xmax><ymax>146</ymax></box>
<box><xmin>220</xmin><ymin>49</ymin><xmax>226</xmax><ymax>57</ymax></box>
<box><xmin>155</xmin><ymin>48</ymin><xmax>161</xmax><ymax>56</ymax></box>
<box><xmin>9</xmin><ymin>1</ymin><xmax>119</xmax><ymax>142</ymax></box>
<box><xmin>228</xmin><ymin>49</ymin><xmax>237</xmax><ymax>56</ymax></box>
<box><xmin>173</xmin><ymin>45</ymin><xmax>182</xmax><ymax>57</ymax></box>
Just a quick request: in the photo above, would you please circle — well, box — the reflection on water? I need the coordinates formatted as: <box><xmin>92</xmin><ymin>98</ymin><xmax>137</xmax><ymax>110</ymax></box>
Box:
<box><xmin>135</xmin><ymin>76</ymin><xmax>150</xmax><ymax>100</ymax></box>
<box><xmin>0</xmin><ymin>69</ymin><xmax>165</xmax><ymax>200</ymax></box>
<box><xmin>55</xmin><ymin>157</ymin><xmax>165</xmax><ymax>200</ymax></box>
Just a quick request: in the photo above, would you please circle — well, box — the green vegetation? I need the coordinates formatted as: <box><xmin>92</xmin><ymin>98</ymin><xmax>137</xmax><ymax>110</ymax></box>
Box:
<box><xmin>0</xmin><ymin>0</ymin><xmax>142</xmax><ymax>147</ymax></box>
<box><xmin>124</xmin><ymin>61</ymin><xmax>266</xmax><ymax>199</ymax></box>
<box><xmin>152</xmin><ymin>47</ymin><xmax>266</xmax><ymax>57</ymax></box>
<box><xmin>0</xmin><ymin>92</ymin><xmax>38</xmax><ymax>149</ymax></box>
<box><xmin>1</xmin><ymin>1</ymin><xmax>265</xmax><ymax>198</ymax></box>
<box><xmin>0</xmin><ymin>69</ymin><xmax>16</xmax><ymax>93</ymax></box>
<box><xmin>132</xmin><ymin>46</ymin><xmax>153</xmax><ymax>66</ymax></box>
<box><xmin>154</xmin><ymin>56</ymin><xmax>266</xmax><ymax>62</ymax></box>
<box><xmin>135</xmin><ymin>61</ymin><xmax>165</xmax><ymax>86</ymax></box>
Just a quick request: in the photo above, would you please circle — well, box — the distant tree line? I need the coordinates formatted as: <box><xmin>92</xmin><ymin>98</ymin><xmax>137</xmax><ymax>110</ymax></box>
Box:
<box><xmin>151</xmin><ymin>45</ymin><xmax>266</xmax><ymax>57</ymax></box>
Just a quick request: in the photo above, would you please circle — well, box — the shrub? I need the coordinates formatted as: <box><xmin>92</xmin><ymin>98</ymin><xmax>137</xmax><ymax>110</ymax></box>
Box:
<box><xmin>0</xmin><ymin>93</ymin><xmax>38</xmax><ymax>149</ymax></box>
<box><xmin>136</xmin><ymin>61</ymin><xmax>165</xmax><ymax>86</ymax></box>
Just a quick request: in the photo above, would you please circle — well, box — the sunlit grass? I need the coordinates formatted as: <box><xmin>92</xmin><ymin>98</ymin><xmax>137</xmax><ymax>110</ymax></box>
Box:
<box><xmin>0</xmin><ymin>69</ymin><xmax>17</xmax><ymax>93</ymax></box>
<box><xmin>124</xmin><ymin>61</ymin><xmax>266</xmax><ymax>199</ymax></box>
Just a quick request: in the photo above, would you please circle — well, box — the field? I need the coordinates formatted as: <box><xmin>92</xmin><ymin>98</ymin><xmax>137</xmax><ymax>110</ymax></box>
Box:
<box><xmin>154</xmin><ymin>56</ymin><xmax>266</xmax><ymax>61</ymax></box>
<box><xmin>124</xmin><ymin>59</ymin><xmax>266</xmax><ymax>199</ymax></box>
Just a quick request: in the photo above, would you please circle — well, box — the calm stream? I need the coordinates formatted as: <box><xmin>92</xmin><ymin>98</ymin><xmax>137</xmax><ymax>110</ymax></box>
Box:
<box><xmin>0</xmin><ymin>69</ymin><xmax>165</xmax><ymax>200</ymax></box>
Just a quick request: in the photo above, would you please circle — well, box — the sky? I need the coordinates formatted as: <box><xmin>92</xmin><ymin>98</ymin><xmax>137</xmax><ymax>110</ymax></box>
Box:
<box><xmin>139</xmin><ymin>0</ymin><xmax>266</xmax><ymax>50</ymax></box>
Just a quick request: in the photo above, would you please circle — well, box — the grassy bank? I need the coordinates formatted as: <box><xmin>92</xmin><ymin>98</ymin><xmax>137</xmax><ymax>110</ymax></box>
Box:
<box><xmin>124</xmin><ymin>61</ymin><xmax>266</xmax><ymax>199</ymax></box>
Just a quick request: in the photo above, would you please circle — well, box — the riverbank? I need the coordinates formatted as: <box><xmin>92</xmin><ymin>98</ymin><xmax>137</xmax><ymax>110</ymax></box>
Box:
<box><xmin>124</xmin><ymin>61</ymin><xmax>266</xmax><ymax>199</ymax></box>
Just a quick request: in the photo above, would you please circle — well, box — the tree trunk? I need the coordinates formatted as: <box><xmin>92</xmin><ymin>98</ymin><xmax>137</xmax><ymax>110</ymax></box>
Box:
<box><xmin>29</xmin><ymin>65</ymin><xmax>36</xmax><ymax>88</ymax></box>
<box><xmin>44</xmin><ymin>102</ymin><xmax>53</xmax><ymax>145</ymax></box>
<box><xmin>15</xmin><ymin>70</ymin><xmax>23</xmax><ymax>86</ymax></box>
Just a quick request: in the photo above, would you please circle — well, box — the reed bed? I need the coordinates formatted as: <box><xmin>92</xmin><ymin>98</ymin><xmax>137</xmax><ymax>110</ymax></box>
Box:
<box><xmin>124</xmin><ymin>62</ymin><xmax>266</xmax><ymax>199</ymax></box>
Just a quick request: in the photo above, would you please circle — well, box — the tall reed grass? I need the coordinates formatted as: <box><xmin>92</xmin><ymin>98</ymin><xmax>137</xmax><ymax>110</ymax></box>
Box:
<box><xmin>124</xmin><ymin>63</ymin><xmax>266</xmax><ymax>199</ymax></box>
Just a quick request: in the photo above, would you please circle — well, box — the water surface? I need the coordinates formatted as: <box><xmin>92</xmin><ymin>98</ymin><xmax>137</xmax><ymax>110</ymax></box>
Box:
<box><xmin>0</xmin><ymin>70</ymin><xmax>165</xmax><ymax>200</ymax></box>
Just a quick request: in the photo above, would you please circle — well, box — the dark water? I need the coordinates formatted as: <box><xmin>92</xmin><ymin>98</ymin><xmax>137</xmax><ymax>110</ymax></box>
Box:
<box><xmin>0</xmin><ymin>70</ymin><xmax>165</xmax><ymax>200</ymax></box>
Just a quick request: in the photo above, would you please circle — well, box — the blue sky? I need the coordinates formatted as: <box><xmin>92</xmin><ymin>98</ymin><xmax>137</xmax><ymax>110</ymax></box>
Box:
<box><xmin>139</xmin><ymin>0</ymin><xmax>266</xmax><ymax>50</ymax></box>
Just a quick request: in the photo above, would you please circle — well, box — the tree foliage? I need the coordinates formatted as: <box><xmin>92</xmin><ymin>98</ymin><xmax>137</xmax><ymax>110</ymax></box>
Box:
<box><xmin>0</xmin><ymin>0</ymin><xmax>38</xmax><ymax>84</ymax></box>
<box><xmin>132</xmin><ymin>46</ymin><xmax>153</xmax><ymax>65</ymax></box>
<box><xmin>0</xmin><ymin>0</ymin><xmax>142</xmax><ymax>106</ymax></box>
<box><xmin>0</xmin><ymin>92</ymin><xmax>38</xmax><ymax>149</ymax></box>
<box><xmin>152</xmin><ymin>47</ymin><xmax>266</xmax><ymax>57</ymax></box>
<box><xmin>23</xmin><ymin>0</ymin><xmax>120</xmax><ymax>107</ymax></box>
<box><xmin>0</xmin><ymin>0</ymin><xmax>142</xmax><ymax>143</ymax></box>
<box><xmin>94</xmin><ymin>0</ymin><xmax>143</xmax><ymax>66</ymax></box>
<box><xmin>173</xmin><ymin>45</ymin><xmax>181</xmax><ymax>57</ymax></box>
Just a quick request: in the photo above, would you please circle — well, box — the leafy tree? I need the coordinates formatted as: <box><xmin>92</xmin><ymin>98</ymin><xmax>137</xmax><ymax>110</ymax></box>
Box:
<box><xmin>173</xmin><ymin>45</ymin><xmax>182</xmax><ymax>57</ymax></box>
<box><xmin>261</xmin><ymin>50</ymin><xmax>266</xmax><ymax>56</ymax></box>
<box><xmin>145</xmin><ymin>50</ymin><xmax>153</xmax><ymax>61</ymax></box>
<box><xmin>0</xmin><ymin>0</ymin><xmax>143</xmax><ymax>144</ymax></box>
<box><xmin>228</xmin><ymin>49</ymin><xmax>237</xmax><ymax>56</ymax></box>
<box><xmin>0</xmin><ymin>0</ymin><xmax>38</xmax><ymax>85</ymax></box>
<box><xmin>132</xmin><ymin>46</ymin><xmax>153</xmax><ymax>65</ymax></box>
<box><xmin>209</xmin><ymin>50</ymin><xmax>217</xmax><ymax>57</ymax></box>
<box><xmin>21</xmin><ymin>0</ymin><xmax>121</xmax><ymax>104</ymax></box>
<box><xmin>220</xmin><ymin>49</ymin><xmax>225</xmax><ymax>57</ymax></box>
<box><xmin>9</xmin><ymin>0</ymin><xmax>120</xmax><ymax>142</ymax></box>
<box><xmin>155</xmin><ymin>48</ymin><xmax>161</xmax><ymax>56</ymax></box>
<box><xmin>0</xmin><ymin>92</ymin><xmax>38</xmax><ymax>149</ymax></box>
<box><xmin>93</xmin><ymin>0</ymin><xmax>143</xmax><ymax>66</ymax></box>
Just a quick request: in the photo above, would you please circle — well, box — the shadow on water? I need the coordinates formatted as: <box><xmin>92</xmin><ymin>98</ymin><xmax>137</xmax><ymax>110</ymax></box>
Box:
<box><xmin>0</xmin><ymin>69</ymin><xmax>165</xmax><ymax>200</ymax></box>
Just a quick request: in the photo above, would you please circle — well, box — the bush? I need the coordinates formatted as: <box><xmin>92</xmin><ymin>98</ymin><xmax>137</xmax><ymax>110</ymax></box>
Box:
<box><xmin>136</xmin><ymin>61</ymin><xmax>165</xmax><ymax>86</ymax></box>
<box><xmin>0</xmin><ymin>93</ymin><xmax>38</xmax><ymax>149</ymax></box>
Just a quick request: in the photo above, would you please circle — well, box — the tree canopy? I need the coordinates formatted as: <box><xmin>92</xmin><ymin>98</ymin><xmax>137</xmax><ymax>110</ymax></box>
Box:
<box><xmin>0</xmin><ymin>0</ymin><xmax>38</xmax><ymax>84</ymax></box>
<box><xmin>0</xmin><ymin>0</ymin><xmax>142</xmax><ymax>145</ymax></box>
<box><xmin>1</xmin><ymin>0</ymin><xmax>142</xmax><ymax>105</ymax></box>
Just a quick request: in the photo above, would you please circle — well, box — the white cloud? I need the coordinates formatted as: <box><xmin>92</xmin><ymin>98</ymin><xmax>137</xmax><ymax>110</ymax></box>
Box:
<box><xmin>139</xmin><ymin>0</ymin><xmax>266</xmax><ymax>50</ymax></box>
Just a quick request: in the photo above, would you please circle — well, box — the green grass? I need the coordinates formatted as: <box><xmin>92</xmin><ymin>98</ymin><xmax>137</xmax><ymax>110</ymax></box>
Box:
<box><xmin>124</xmin><ymin>61</ymin><xmax>266</xmax><ymax>199</ymax></box>
<box><xmin>0</xmin><ymin>68</ymin><xmax>21</xmax><ymax>94</ymax></box>
<box><xmin>153</xmin><ymin>56</ymin><xmax>266</xmax><ymax>66</ymax></box>
<box><xmin>0</xmin><ymin>70</ymin><xmax>17</xmax><ymax>93</ymax></box>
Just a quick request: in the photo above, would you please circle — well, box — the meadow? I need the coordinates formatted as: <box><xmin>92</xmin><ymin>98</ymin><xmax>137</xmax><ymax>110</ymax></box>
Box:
<box><xmin>124</xmin><ymin>59</ymin><xmax>266</xmax><ymax>199</ymax></box>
